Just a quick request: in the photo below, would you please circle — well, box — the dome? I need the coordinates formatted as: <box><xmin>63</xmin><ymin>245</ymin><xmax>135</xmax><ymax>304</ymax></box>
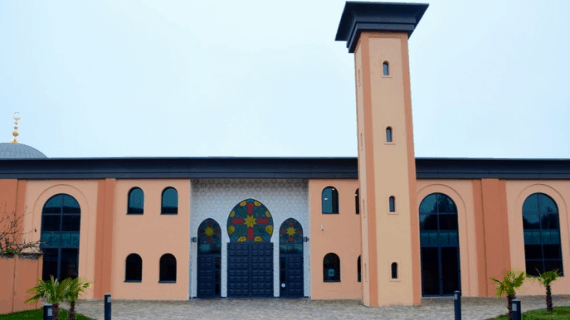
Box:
<box><xmin>0</xmin><ymin>142</ymin><xmax>47</xmax><ymax>159</ymax></box>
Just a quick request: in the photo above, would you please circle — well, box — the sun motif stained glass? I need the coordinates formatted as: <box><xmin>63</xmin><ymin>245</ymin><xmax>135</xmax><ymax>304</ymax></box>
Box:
<box><xmin>198</xmin><ymin>219</ymin><xmax>221</xmax><ymax>254</ymax></box>
<box><xmin>227</xmin><ymin>199</ymin><xmax>273</xmax><ymax>242</ymax></box>
<box><xmin>279</xmin><ymin>218</ymin><xmax>303</xmax><ymax>254</ymax></box>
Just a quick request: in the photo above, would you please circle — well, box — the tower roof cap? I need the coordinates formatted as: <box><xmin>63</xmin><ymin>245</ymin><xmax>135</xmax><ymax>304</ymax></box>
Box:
<box><xmin>335</xmin><ymin>1</ymin><xmax>429</xmax><ymax>53</ymax></box>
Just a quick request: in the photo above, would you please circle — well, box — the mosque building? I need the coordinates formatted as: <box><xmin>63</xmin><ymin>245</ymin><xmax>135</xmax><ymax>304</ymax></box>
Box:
<box><xmin>1</xmin><ymin>1</ymin><xmax>570</xmax><ymax>307</ymax></box>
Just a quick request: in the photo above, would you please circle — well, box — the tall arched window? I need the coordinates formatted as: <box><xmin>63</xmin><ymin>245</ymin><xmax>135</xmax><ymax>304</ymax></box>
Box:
<box><xmin>40</xmin><ymin>194</ymin><xmax>81</xmax><ymax>281</ymax></box>
<box><xmin>383</xmin><ymin>61</ymin><xmax>389</xmax><ymax>76</ymax></box>
<box><xmin>323</xmin><ymin>253</ymin><xmax>340</xmax><ymax>282</ymax></box>
<box><xmin>161</xmin><ymin>187</ymin><xmax>178</xmax><ymax>214</ymax></box>
<box><xmin>386</xmin><ymin>127</ymin><xmax>393</xmax><ymax>143</ymax></box>
<box><xmin>357</xmin><ymin>255</ymin><xmax>361</xmax><ymax>282</ymax></box>
<box><xmin>522</xmin><ymin>193</ymin><xmax>563</xmax><ymax>276</ymax></box>
<box><xmin>389</xmin><ymin>196</ymin><xmax>396</xmax><ymax>212</ymax></box>
<box><xmin>159</xmin><ymin>254</ymin><xmax>177</xmax><ymax>283</ymax></box>
<box><xmin>322</xmin><ymin>187</ymin><xmax>339</xmax><ymax>214</ymax></box>
<box><xmin>125</xmin><ymin>254</ymin><xmax>142</xmax><ymax>282</ymax></box>
<box><xmin>355</xmin><ymin>189</ymin><xmax>360</xmax><ymax>214</ymax></box>
<box><xmin>127</xmin><ymin>187</ymin><xmax>144</xmax><ymax>214</ymax></box>
<box><xmin>419</xmin><ymin>193</ymin><xmax>460</xmax><ymax>296</ymax></box>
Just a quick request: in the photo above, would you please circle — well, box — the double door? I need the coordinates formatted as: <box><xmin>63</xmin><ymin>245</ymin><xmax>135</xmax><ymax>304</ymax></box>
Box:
<box><xmin>227</xmin><ymin>242</ymin><xmax>273</xmax><ymax>297</ymax></box>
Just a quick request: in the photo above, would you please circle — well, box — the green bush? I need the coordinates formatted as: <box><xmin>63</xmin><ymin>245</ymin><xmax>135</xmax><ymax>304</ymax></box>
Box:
<box><xmin>488</xmin><ymin>306</ymin><xmax>570</xmax><ymax>319</ymax></box>
<box><xmin>0</xmin><ymin>308</ymin><xmax>93</xmax><ymax>320</ymax></box>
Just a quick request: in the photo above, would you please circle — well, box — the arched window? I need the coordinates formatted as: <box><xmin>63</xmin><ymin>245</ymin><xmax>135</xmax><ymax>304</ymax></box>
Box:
<box><xmin>389</xmin><ymin>196</ymin><xmax>396</xmax><ymax>213</ymax></box>
<box><xmin>323</xmin><ymin>253</ymin><xmax>340</xmax><ymax>282</ymax></box>
<box><xmin>391</xmin><ymin>262</ymin><xmax>398</xmax><ymax>279</ymax></box>
<box><xmin>125</xmin><ymin>254</ymin><xmax>142</xmax><ymax>282</ymax></box>
<box><xmin>161</xmin><ymin>187</ymin><xmax>178</xmax><ymax>214</ymax></box>
<box><xmin>159</xmin><ymin>254</ymin><xmax>177</xmax><ymax>283</ymax></box>
<box><xmin>357</xmin><ymin>255</ymin><xmax>361</xmax><ymax>282</ymax></box>
<box><xmin>40</xmin><ymin>194</ymin><xmax>81</xmax><ymax>281</ymax></box>
<box><xmin>386</xmin><ymin>127</ymin><xmax>393</xmax><ymax>143</ymax></box>
<box><xmin>127</xmin><ymin>187</ymin><xmax>144</xmax><ymax>214</ymax></box>
<box><xmin>322</xmin><ymin>187</ymin><xmax>339</xmax><ymax>214</ymax></box>
<box><xmin>419</xmin><ymin>193</ymin><xmax>460</xmax><ymax>296</ymax></box>
<box><xmin>523</xmin><ymin>193</ymin><xmax>563</xmax><ymax>276</ymax></box>
<box><xmin>383</xmin><ymin>61</ymin><xmax>389</xmax><ymax>76</ymax></box>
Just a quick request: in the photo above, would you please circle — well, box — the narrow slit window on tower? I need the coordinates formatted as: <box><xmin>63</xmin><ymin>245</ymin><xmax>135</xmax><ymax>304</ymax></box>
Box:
<box><xmin>383</xmin><ymin>61</ymin><xmax>389</xmax><ymax>76</ymax></box>
<box><xmin>391</xmin><ymin>262</ymin><xmax>398</xmax><ymax>279</ymax></box>
<box><xmin>389</xmin><ymin>196</ymin><xmax>396</xmax><ymax>213</ymax></box>
<box><xmin>357</xmin><ymin>255</ymin><xmax>362</xmax><ymax>282</ymax></box>
<box><xmin>386</xmin><ymin>127</ymin><xmax>393</xmax><ymax>143</ymax></box>
<box><xmin>355</xmin><ymin>189</ymin><xmax>360</xmax><ymax>214</ymax></box>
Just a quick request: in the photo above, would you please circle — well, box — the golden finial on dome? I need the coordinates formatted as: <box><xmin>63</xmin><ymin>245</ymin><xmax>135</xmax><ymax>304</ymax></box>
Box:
<box><xmin>11</xmin><ymin>112</ymin><xmax>21</xmax><ymax>144</ymax></box>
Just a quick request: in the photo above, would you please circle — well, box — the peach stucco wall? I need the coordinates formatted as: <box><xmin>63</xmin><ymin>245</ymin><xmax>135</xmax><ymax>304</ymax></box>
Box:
<box><xmin>24</xmin><ymin>180</ymin><xmax>99</xmax><ymax>299</ymax></box>
<box><xmin>416</xmin><ymin>180</ymin><xmax>479</xmax><ymax>297</ymax></box>
<box><xmin>309</xmin><ymin>179</ymin><xmax>361</xmax><ymax>300</ymax></box>
<box><xmin>111</xmin><ymin>179</ymin><xmax>190</xmax><ymax>300</ymax></box>
<box><xmin>506</xmin><ymin>181</ymin><xmax>570</xmax><ymax>295</ymax></box>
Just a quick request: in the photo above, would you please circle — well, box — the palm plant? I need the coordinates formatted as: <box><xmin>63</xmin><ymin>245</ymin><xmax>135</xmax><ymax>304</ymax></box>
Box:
<box><xmin>64</xmin><ymin>278</ymin><xmax>94</xmax><ymax>320</ymax></box>
<box><xmin>531</xmin><ymin>269</ymin><xmax>560</xmax><ymax>312</ymax></box>
<box><xmin>26</xmin><ymin>276</ymin><xmax>72</xmax><ymax>320</ymax></box>
<box><xmin>491</xmin><ymin>269</ymin><xmax>527</xmax><ymax>320</ymax></box>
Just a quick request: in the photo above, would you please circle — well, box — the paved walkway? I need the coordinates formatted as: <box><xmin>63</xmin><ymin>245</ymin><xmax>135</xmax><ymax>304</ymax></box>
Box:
<box><xmin>70</xmin><ymin>295</ymin><xmax>570</xmax><ymax>320</ymax></box>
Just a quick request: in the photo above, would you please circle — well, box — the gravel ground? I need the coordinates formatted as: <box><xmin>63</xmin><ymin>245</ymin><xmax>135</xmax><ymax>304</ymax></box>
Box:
<box><xmin>65</xmin><ymin>295</ymin><xmax>570</xmax><ymax>320</ymax></box>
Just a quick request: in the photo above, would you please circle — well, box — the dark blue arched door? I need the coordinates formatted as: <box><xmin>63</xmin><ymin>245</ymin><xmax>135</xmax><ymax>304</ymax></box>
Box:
<box><xmin>40</xmin><ymin>194</ymin><xmax>81</xmax><ymax>280</ymax></box>
<box><xmin>279</xmin><ymin>218</ymin><xmax>304</xmax><ymax>297</ymax></box>
<box><xmin>197</xmin><ymin>219</ymin><xmax>221</xmax><ymax>298</ymax></box>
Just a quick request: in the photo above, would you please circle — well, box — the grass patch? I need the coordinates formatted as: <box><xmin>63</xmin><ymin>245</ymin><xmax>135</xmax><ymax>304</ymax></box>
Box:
<box><xmin>0</xmin><ymin>309</ymin><xmax>94</xmax><ymax>320</ymax></box>
<box><xmin>488</xmin><ymin>306</ymin><xmax>570</xmax><ymax>319</ymax></box>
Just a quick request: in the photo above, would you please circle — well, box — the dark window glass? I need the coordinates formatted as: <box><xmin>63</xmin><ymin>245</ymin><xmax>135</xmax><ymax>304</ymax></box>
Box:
<box><xmin>391</xmin><ymin>262</ymin><xmax>398</xmax><ymax>279</ymax></box>
<box><xmin>125</xmin><ymin>254</ymin><xmax>142</xmax><ymax>282</ymax></box>
<box><xmin>159</xmin><ymin>254</ymin><xmax>177</xmax><ymax>282</ymax></box>
<box><xmin>522</xmin><ymin>193</ymin><xmax>563</xmax><ymax>276</ymax></box>
<box><xmin>389</xmin><ymin>196</ymin><xmax>396</xmax><ymax>212</ymax></box>
<box><xmin>322</xmin><ymin>187</ymin><xmax>339</xmax><ymax>214</ymax></box>
<box><xmin>419</xmin><ymin>193</ymin><xmax>460</xmax><ymax>296</ymax></box>
<box><xmin>323</xmin><ymin>253</ymin><xmax>340</xmax><ymax>282</ymax></box>
<box><xmin>355</xmin><ymin>189</ymin><xmax>360</xmax><ymax>215</ymax></box>
<box><xmin>128</xmin><ymin>188</ymin><xmax>144</xmax><ymax>214</ymax></box>
<box><xmin>357</xmin><ymin>256</ymin><xmax>361</xmax><ymax>282</ymax></box>
<box><xmin>60</xmin><ymin>248</ymin><xmax>79</xmax><ymax>279</ymax></box>
<box><xmin>42</xmin><ymin>248</ymin><xmax>59</xmax><ymax>281</ymax></box>
<box><xmin>63</xmin><ymin>196</ymin><xmax>80</xmax><ymax>214</ymax></box>
<box><xmin>386</xmin><ymin>127</ymin><xmax>393</xmax><ymax>143</ymax></box>
<box><xmin>383</xmin><ymin>61</ymin><xmax>389</xmax><ymax>76</ymax></box>
<box><xmin>161</xmin><ymin>187</ymin><xmax>178</xmax><ymax>214</ymax></box>
<box><xmin>41</xmin><ymin>194</ymin><xmax>81</xmax><ymax>281</ymax></box>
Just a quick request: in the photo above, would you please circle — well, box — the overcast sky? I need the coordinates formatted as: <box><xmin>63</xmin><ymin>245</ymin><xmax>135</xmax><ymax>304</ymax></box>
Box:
<box><xmin>1</xmin><ymin>0</ymin><xmax>569</xmax><ymax>158</ymax></box>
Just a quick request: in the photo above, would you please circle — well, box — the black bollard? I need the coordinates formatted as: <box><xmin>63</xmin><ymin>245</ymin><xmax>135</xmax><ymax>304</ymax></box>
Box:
<box><xmin>43</xmin><ymin>304</ymin><xmax>53</xmax><ymax>320</ymax></box>
<box><xmin>104</xmin><ymin>293</ymin><xmax>112</xmax><ymax>320</ymax></box>
<box><xmin>512</xmin><ymin>299</ymin><xmax>521</xmax><ymax>320</ymax></box>
<box><xmin>454</xmin><ymin>290</ymin><xmax>461</xmax><ymax>320</ymax></box>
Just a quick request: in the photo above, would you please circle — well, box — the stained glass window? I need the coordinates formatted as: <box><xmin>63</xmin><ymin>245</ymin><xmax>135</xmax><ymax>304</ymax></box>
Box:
<box><xmin>279</xmin><ymin>218</ymin><xmax>303</xmax><ymax>254</ymax></box>
<box><xmin>161</xmin><ymin>187</ymin><xmax>178</xmax><ymax>214</ymax></box>
<box><xmin>227</xmin><ymin>199</ymin><xmax>273</xmax><ymax>243</ymax></box>
<box><xmin>523</xmin><ymin>193</ymin><xmax>563</xmax><ymax>276</ymax></box>
<box><xmin>128</xmin><ymin>187</ymin><xmax>144</xmax><ymax>214</ymax></box>
<box><xmin>198</xmin><ymin>219</ymin><xmax>221</xmax><ymax>254</ymax></box>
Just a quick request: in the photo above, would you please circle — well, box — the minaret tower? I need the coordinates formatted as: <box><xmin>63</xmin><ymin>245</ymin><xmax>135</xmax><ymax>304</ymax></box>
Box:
<box><xmin>336</xmin><ymin>2</ymin><xmax>428</xmax><ymax>307</ymax></box>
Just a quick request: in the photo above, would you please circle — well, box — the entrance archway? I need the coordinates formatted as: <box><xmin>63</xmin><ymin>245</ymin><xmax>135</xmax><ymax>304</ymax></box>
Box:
<box><xmin>226</xmin><ymin>199</ymin><xmax>274</xmax><ymax>297</ymax></box>
<box><xmin>197</xmin><ymin>218</ymin><xmax>221</xmax><ymax>298</ymax></box>
<box><xmin>419</xmin><ymin>193</ymin><xmax>461</xmax><ymax>296</ymax></box>
<box><xmin>279</xmin><ymin>218</ymin><xmax>304</xmax><ymax>297</ymax></box>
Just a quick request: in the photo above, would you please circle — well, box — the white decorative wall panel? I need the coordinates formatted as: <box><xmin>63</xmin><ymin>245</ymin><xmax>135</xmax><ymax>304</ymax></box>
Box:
<box><xmin>189</xmin><ymin>179</ymin><xmax>310</xmax><ymax>298</ymax></box>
